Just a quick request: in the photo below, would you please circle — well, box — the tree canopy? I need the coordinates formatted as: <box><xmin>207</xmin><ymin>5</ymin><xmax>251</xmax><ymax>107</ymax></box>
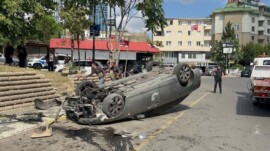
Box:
<box><xmin>0</xmin><ymin>0</ymin><xmax>61</xmax><ymax>45</ymax></box>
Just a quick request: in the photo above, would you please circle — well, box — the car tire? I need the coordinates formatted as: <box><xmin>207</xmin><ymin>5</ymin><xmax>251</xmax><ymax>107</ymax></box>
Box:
<box><xmin>33</xmin><ymin>63</ymin><xmax>42</xmax><ymax>70</ymax></box>
<box><xmin>102</xmin><ymin>93</ymin><xmax>125</xmax><ymax>118</ymax></box>
<box><xmin>146</xmin><ymin>61</ymin><xmax>160</xmax><ymax>72</ymax></box>
<box><xmin>75</xmin><ymin>81</ymin><xmax>98</xmax><ymax>97</ymax></box>
<box><xmin>173</xmin><ymin>63</ymin><xmax>194</xmax><ymax>87</ymax></box>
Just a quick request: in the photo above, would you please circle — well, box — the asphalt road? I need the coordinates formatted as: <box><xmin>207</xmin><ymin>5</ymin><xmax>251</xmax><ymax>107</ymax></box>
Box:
<box><xmin>1</xmin><ymin>76</ymin><xmax>270</xmax><ymax>151</ymax></box>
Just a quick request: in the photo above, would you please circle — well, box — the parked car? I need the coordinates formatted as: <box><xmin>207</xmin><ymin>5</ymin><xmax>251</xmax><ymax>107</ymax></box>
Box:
<box><xmin>28</xmin><ymin>54</ymin><xmax>71</xmax><ymax>69</ymax></box>
<box><xmin>59</xmin><ymin>60</ymin><xmax>103</xmax><ymax>74</ymax></box>
<box><xmin>63</xmin><ymin>62</ymin><xmax>201</xmax><ymax>124</ymax></box>
<box><xmin>241</xmin><ymin>67</ymin><xmax>252</xmax><ymax>77</ymax></box>
<box><xmin>205</xmin><ymin>65</ymin><xmax>216</xmax><ymax>76</ymax></box>
<box><xmin>0</xmin><ymin>53</ymin><xmax>19</xmax><ymax>66</ymax></box>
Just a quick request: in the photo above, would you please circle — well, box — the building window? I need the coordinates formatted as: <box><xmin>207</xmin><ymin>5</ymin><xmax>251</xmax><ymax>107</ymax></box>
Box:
<box><xmin>166</xmin><ymin>31</ymin><xmax>172</xmax><ymax>36</ymax></box>
<box><xmin>188</xmin><ymin>21</ymin><xmax>191</xmax><ymax>25</ymax></box>
<box><xmin>197</xmin><ymin>54</ymin><xmax>204</xmax><ymax>59</ymax></box>
<box><xmin>252</xmin><ymin>18</ymin><xmax>255</xmax><ymax>23</ymax></box>
<box><xmin>193</xmin><ymin>54</ymin><xmax>196</xmax><ymax>59</ymax></box>
<box><xmin>166</xmin><ymin>41</ymin><xmax>171</xmax><ymax>46</ymax></box>
<box><xmin>156</xmin><ymin>31</ymin><xmax>164</xmax><ymax>36</ymax></box>
<box><xmin>188</xmin><ymin>31</ymin><xmax>191</xmax><ymax>36</ymax></box>
<box><xmin>235</xmin><ymin>34</ymin><xmax>239</xmax><ymax>39</ymax></box>
<box><xmin>188</xmin><ymin>41</ymin><xmax>192</xmax><ymax>46</ymax></box>
<box><xmin>196</xmin><ymin>21</ymin><xmax>201</xmax><ymax>25</ymax></box>
<box><xmin>181</xmin><ymin>53</ymin><xmax>185</xmax><ymax>59</ymax></box>
<box><xmin>188</xmin><ymin>53</ymin><xmax>192</xmax><ymax>59</ymax></box>
<box><xmin>268</xmin><ymin>20</ymin><xmax>270</xmax><ymax>25</ymax></box>
<box><xmin>178</xmin><ymin>31</ymin><xmax>182</xmax><ymax>36</ymax></box>
<box><xmin>251</xmin><ymin>36</ymin><xmax>255</xmax><ymax>40</ymax></box>
<box><xmin>252</xmin><ymin>26</ymin><xmax>255</xmax><ymax>32</ymax></box>
<box><xmin>268</xmin><ymin>29</ymin><xmax>270</xmax><ymax>34</ymax></box>
<box><xmin>267</xmin><ymin>37</ymin><xmax>270</xmax><ymax>43</ymax></box>
<box><xmin>178</xmin><ymin>20</ymin><xmax>182</xmax><ymax>25</ymax></box>
<box><xmin>178</xmin><ymin>41</ymin><xmax>182</xmax><ymax>46</ymax></box>
<box><xmin>196</xmin><ymin>41</ymin><xmax>201</xmax><ymax>46</ymax></box>
<box><xmin>167</xmin><ymin>20</ymin><xmax>173</xmax><ymax>25</ymax></box>
<box><xmin>234</xmin><ymin>24</ymin><xmax>240</xmax><ymax>30</ymax></box>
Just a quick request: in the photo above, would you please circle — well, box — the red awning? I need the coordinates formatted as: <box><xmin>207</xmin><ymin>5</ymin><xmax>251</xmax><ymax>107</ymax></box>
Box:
<box><xmin>50</xmin><ymin>38</ymin><xmax>160</xmax><ymax>53</ymax></box>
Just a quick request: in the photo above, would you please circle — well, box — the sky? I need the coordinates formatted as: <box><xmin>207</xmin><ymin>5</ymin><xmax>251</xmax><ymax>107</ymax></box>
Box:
<box><xmin>126</xmin><ymin>0</ymin><xmax>270</xmax><ymax>33</ymax></box>
<box><xmin>163</xmin><ymin>0</ymin><xmax>270</xmax><ymax>18</ymax></box>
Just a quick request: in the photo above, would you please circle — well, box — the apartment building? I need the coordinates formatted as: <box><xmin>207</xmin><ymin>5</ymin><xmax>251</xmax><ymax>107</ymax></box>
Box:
<box><xmin>153</xmin><ymin>18</ymin><xmax>212</xmax><ymax>66</ymax></box>
<box><xmin>211</xmin><ymin>0</ymin><xmax>270</xmax><ymax>46</ymax></box>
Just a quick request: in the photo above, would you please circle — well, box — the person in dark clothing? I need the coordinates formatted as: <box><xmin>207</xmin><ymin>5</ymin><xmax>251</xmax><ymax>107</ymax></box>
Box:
<box><xmin>89</xmin><ymin>62</ymin><xmax>106</xmax><ymax>86</ymax></box>
<box><xmin>131</xmin><ymin>62</ymin><xmax>141</xmax><ymax>74</ymax></box>
<box><xmin>4</xmin><ymin>42</ymin><xmax>15</xmax><ymax>65</ymax></box>
<box><xmin>17</xmin><ymin>41</ymin><xmax>28</xmax><ymax>67</ymax></box>
<box><xmin>45</xmin><ymin>49</ymin><xmax>55</xmax><ymax>71</ymax></box>
<box><xmin>110</xmin><ymin>62</ymin><xmax>122</xmax><ymax>80</ymax></box>
<box><xmin>213</xmin><ymin>65</ymin><xmax>223</xmax><ymax>94</ymax></box>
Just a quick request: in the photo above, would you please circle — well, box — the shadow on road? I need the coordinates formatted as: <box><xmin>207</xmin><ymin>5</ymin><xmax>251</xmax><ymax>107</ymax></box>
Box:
<box><xmin>236</xmin><ymin>92</ymin><xmax>270</xmax><ymax>117</ymax></box>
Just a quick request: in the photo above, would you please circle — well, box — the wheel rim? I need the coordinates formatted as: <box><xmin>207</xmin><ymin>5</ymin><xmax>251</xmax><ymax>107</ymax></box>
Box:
<box><xmin>108</xmin><ymin>96</ymin><xmax>125</xmax><ymax>116</ymax></box>
<box><xmin>179</xmin><ymin>65</ymin><xmax>191</xmax><ymax>83</ymax></box>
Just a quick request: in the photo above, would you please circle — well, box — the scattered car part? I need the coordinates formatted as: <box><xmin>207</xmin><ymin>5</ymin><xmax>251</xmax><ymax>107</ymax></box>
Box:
<box><xmin>31</xmin><ymin>99</ymin><xmax>66</xmax><ymax>138</ymax></box>
<box><xmin>63</xmin><ymin>62</ymin><xmax>201</xmax><ymax>124</ymax></box>
<box><xmin>34</xmin><ymin>98</ymin><xmax>62</xmax><ymax>110</ymax></box>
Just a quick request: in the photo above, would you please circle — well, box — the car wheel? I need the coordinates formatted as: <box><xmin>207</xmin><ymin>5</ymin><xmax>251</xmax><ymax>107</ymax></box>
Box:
<box><xmin>146</xmin><ymin>61</ymin><xmax>160</xmax><ymax>72</ymax></box>
<box><xmin>75</xmin><ymin>81</ymin><xmax>98</xmax><ymax>97</ymax></box>
<box><xmin>102</xmin><ymin>93</ymin><xmax>125</xmax><ymax>118</ymax></box>
<box><xmin>33</xmin><ymin>63</ymin><xmax>42</xmax><ymax>70</ymax></box>
<box><xmin>173</xmin><ymin>63</ymin><xmax>193</xmax><ymax>87</ymax></box>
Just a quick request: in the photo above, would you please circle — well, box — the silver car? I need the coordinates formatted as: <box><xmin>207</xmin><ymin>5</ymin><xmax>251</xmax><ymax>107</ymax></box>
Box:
<box><xmin>63</xmin><ymin>62</ymin><xmax>201</xmax><ymax>124</ymax></box>
<box><xmin>0</xmin><ymin>53</ymin><xmax>19</xmax><ymax>66</ymax></box>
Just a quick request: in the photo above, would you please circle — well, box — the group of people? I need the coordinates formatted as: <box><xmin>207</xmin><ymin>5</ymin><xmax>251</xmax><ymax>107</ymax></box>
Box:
<box><xmin>75</xmin><ymin>61</ymin><xmax>144</xmax><ymax>87</ymax></box>
<box><xmin>4</xmin><ymin>41</ymin><xmax>28</xmax><ymax>67</ymax></box>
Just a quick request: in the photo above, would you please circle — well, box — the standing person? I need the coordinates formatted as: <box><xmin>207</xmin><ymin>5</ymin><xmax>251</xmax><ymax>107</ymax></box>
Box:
<box><xmin>45</xmin><ymin>49</ymin><xmax>55</xmax><ymax>71</ymax></box>
<box><xmin>90</xmin><ymin>62</ymin><xmax>106</xmax><ymax>86</ymax></box>
<box><xmin>4</xmin><ymin>42</ymin><xmax>15</xmax><ymax>65</ymax></box>
<box><xmin>213</xmin><ymin>65</ymin><xmax>223</xmax><ymax>94</ymax></box>
<box><xmin>17</xmin><ymin>41</ymin><xmax>28</xmax><ymax>67</ymax></box>
<box><xmin>110</xmin><ymin>62</ymin><xmax>122</xmax><ymax>80</ymax></box>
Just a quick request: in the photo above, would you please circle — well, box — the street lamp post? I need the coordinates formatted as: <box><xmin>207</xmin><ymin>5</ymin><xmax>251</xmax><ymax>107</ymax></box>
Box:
<box><xmin>222</xmin><ymin>42</ymin><xmax>234</xmax><ymax>75</ymax></box>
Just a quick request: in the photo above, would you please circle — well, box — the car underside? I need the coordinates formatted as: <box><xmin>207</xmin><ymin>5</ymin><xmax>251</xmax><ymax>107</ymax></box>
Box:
<box><xmin>63</xmin><ymin>62</ymin><xmax>201</xmax><ymax>124</ymax></box>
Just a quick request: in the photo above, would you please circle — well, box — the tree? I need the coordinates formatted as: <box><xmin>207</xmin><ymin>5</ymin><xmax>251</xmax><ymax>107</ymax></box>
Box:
<box><xmin>59</xmin><ymin>0</ymin><xmax>166</xmax><ymax>66</ymax></box>
<box><xmin>211</xmin><ymin>22</ymin><xmax>240</xmax><ymax>69</ymax></box>
<box><xmin>0</xmin><ymin>0</ymin><xmax>59</xmax><ymax>45</ymax></box>
<box><xmin>33</xmin><ymin>15</ymin><xmax>63</xmax><ymax>43</ymax></box>
<box><xmin>60</xmin><ymin>2</ymin><xmax>91</xmax><ymax>68</ymax></box>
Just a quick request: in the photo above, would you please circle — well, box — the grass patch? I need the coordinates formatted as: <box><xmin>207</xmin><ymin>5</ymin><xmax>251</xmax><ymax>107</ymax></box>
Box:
<box><xmin>0</xmin><ymin>64</ymin><xmax>74</xmax><ymax>95</ymax></box>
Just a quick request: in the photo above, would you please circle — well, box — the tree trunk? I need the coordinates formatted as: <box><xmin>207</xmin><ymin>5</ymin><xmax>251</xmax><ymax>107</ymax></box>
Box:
<box><xmin>71</xmin><ymin>38</ymin><xmax>74</xmax><ymax>63</ymax></box>
<box><xmin>77</xmin><ymin>34</ymin><xmax>81</xmax><ymax>70</ymax></box>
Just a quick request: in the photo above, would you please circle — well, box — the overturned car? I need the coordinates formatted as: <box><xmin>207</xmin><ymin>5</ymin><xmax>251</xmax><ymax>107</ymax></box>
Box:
<box><xmin>63</xmin><ymin>62</ymin><xmax>201</xmax><ymax>124</ymax></box>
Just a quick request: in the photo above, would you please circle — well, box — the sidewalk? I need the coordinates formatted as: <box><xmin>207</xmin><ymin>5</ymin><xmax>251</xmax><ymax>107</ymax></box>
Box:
<box><xmin>0</xmin><ymin>106</ymin><xmax>66</xmax><ymax>140</ymax></box>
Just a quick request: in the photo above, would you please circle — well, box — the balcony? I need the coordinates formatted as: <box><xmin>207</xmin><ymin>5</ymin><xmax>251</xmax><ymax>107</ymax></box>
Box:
<box><xmin>258</xmin><ymin>26</ymin><xmax>265</xmax><ymax>31</ymax></box>
<box><xmin>258</xmin><ymin>35</ymin><xmax>265</xmax><ymax>40</ymax></box>
<box><xmin>258</xmin><ymin>16</ymin><xmax>266</xmax><ymax>21</ymax></box>
<box><xmin>203</xmin><ymin>25</ymin><xmax>212</xmax><ymax>30</ymax></box>
<box><xmin>203</xmin><ymin>36</ymin><xmax>212</xmax><ymax>41</ymax></box>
